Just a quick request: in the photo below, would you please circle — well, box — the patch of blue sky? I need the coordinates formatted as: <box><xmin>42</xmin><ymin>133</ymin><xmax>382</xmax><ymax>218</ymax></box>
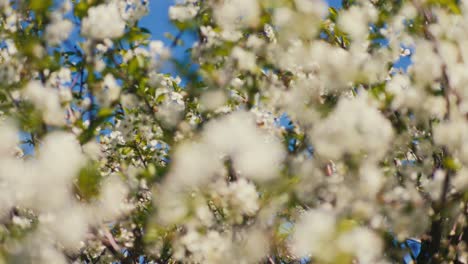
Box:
<box><xmin>328</xmin><ymin>0</ymin><xmax>343</xmax><ymax>8</ymax></box>
<box><xmin>19</xmin><ymin>131</ymin><xmax>34</xmax><ymax>156</ymax></box>
<box><xmin>393</xmin><ymin>46</ymin><xmax>414</xmax><ymax>73</ymax></box>
<box><xmin>368</xmin><ymin>24</ymin><xmax>413</xmax><ymax>73</ymax></box>
<box><xmin>140</xmin><ymin>1</ymin><xmax>198</xmax><ymax>79</ymax></box>
<box><xmin>402</xmin><ymin>238</ymin><xmax>422</xmax><ymax>263</ymax></box>
<box><xmin>277</xmin><ymin>113</ymin><xmax>295</xmax><ymax>131</ymax></box>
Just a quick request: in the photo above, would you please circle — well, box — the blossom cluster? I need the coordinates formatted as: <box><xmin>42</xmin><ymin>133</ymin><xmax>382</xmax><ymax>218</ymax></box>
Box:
<box><xmin>1</xmin><ymin>0</ymin><xmax>468</xmax><ymax>263</ymax></box>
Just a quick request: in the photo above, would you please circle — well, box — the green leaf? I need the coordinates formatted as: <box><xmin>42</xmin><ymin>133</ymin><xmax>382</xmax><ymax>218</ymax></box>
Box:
<box><xmin>329</xmin><ymin>7</ymin><xmax>338</xmax><ymax>22</ymax></box>
<box><xmin>429</xmin><ymin>0</ymin><xmax>461</xmax><ymax>14</ymax></box>
<box><xmin>28</xmin><ymin>0</ymin><xmax>52</xmax><ymax>13</ymax></box>
<box><xmin>128</xmin><ymin>57</ymin><xmax>141</xmax><ymax>76</ymax></box>
<box><xmin>79</xmin><ymin>109</ymin><xmax>114</xmax><ymax>144</ymax></box>
<box><xmin>74</xmin><ymin>1</ymin><xmax>89</xmax><ymax>18</ymax></box>
<box><xmin>125</xmin><ymin>27</ymin><xmax>151</xmax><ymax>42</ymax></box>
<box><xmin>97</xmin><ymin>107</ymin><xmax>114</xmax><ymax>118</ymax></box>
<box><xmin>444</xmin><ymin>157</ymin><xmax>461</xmax><ymax>171</ymax></box>
<box><xmin>75</xmin><ymin>163</ymin><xmax>102</xmax><ymax>201</ymax></box>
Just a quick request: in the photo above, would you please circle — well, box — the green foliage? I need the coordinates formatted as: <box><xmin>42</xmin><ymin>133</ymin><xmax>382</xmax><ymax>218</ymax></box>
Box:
<box><xmin>75</xmin><ymin>163</ymin><xmax>103</xmax><ymax>201</ymax></box>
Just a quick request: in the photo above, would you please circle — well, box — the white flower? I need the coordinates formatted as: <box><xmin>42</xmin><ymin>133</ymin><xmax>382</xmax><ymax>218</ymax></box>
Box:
<box><xmin>155</xmin><ymin>187</ymin><xmax>190</xmax><ymax>225</ymax></box>
<box><xmin>0</xmin><ymin>63</ymin><xmax>20</xmax><ymax>85</ymax></box>
<box><xmin>452</xmin><ymin>168</ymin><xmax>468</xmax><ymax>192</ymax></box>
<box><xmin>155</xmin><ymin>91</ymin><xmax>185</xmax><ymax>128</ymax></box>
<box><xmin>23</xmin><ymin>81</ymin><xmax>65</xmax><ymax>126</ymax></box>
<box><xmin>312</xmin><ymin>95</ymin><xmax>393</xmax><ymax>160</ymax></box>
<box><xmin>82</xmin><ymin>141</ymin><xmax>102</xmax><ymax>160</ymax></box>
<box><xmin>433</xmin><ymin>118</ymin><xmax>468</xmax><ymax>150</ymax></box>
<box><xmin>38</xmin><ymin>132</ymin><xmax>85</xmax><ymax>183</ymax></box>
<box><xmin>338</xmin><ymin>227</ymin><xmax>383</xmax><ymax>264</ymax></box>
<box><xmin>176</xmin><ymin>228</ymin><xmax>232</xmax><ymax>264</ymax></box>
<box><xmin>82</xmin><ymin>3</ymin><xmax>126</xmax><ymax>39</ymax></box>
<box><xmin>338</xmin><ymin>6</ymin><xmax>374</xmax><ymax>42</ymax></box>
<box><xmin>169</xmin><ymin>5</ymin><xmax>199</xmax><ymax>22</ymax></box>
<box><xmin>149</xmin><ymin>40</ymin><xmax>171</xmax><ymax>67</ymax></box>
<box><xmin>39</xmin><ymin>205</ymin><xmax>89</xmax><ymax>250</ymax></box>
<box><xmin>29</xmin><ymin>243</ymin><xmax>68</xmax><ymax>264</ymax></box>
<box><xmin>12</xmin><ymin>215</ymin><xmax>31</xmax><ymax>228</ymax></box>
<box><xmin>45</xmin><ymin>16</ymin><xmax>73</xmax><ymax>45</ymax></box>
<box><xmin>237</xmin><ymin>229</ymin><xmax>270</xmax><ymax>263</ymax></box>
<box><xmin>231</xmin><ymin>47</ymin><xmax>257</xmax><ymax>72</ymax></box>
<box><xmin>169</xmin><ymin>142</ymin><xmax>223</xmax><ymax>187</ymax></box>
<box><xmin>0</xmin><ymin>131</ymin><xmax>85</xmax><ymax>214</ymax></box>
<box><xmin>359</xmin><ymin>162</ymin><xmax>384</xmax><ymax>198</ymax></box>
<box><xmin>149</xmin><ymin>40</ymin><xmax>168</xmax><ymax>57</ymax></box>
<box><xmin>93</xmin><ymin>175</ymin><xmax>132</xmax><ymax>223</ymax></box>
<box><xmin>58</xmin><ymin>87</ymin><xmax>72</xmax><ymax>103</ymax></box>
<box><xmin>116</xmin><ymin>0</ymin><xmax>149</xmax><ymax>23</ymax></box>
<box><xmin>0</xmin><ymin>120</ymin><xmax>18</xmax><ymax>156</ymax></box>
<box><xmin>422</xmin><ymin>169</ymin><xmax>446</xmax><ymax>201</ymax></box>
<box><xmin>104</xmin><ymin>74</ymin><xmax>121</xmax><ymax>102</ymax></box>
<box><xmin>290</xmin><ymin>209</ymin><xmax>337</xmax><ymax>260</ymax></box>
<box><xmin>200</xmin><ymin>90</ymin><xmax>226</xmax><ymax>111</ymax></box>
<box><xmin>203</xmin><ymin>111</ymin><xmax>285</xmax><ymax>182</ymax></box>
<box><xmin>214</xmin><ymin>0</ymin><xmax>260</xmax><ymax>29</ymax></box>
<box><xmin>0</xmin><ymin>0</ymin><xmax>8</xmax><ymax>9</ymax></box>
<box><xmin>294</xmin><ymin>0</ymin><xmax>328</xmax><ymax>17</ymax></box>
<box><xmin>227</xmin><ymin>178</ymin><xmax>259</xmax><ymax>216</ymax></box>
<box><xmin>410</xmin><ymin>40</ymin><xmax>443</xmax><ymax>85</ymax></box>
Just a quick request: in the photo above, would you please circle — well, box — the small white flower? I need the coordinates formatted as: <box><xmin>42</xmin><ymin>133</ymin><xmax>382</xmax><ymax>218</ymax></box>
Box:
<box><xmin>82</xmin><ymin>3</ymin><xmax>126</xmax><ymax>39</ymax></box>
<box><xmin>45</xmin><ymin>16</ymin><xmax>73</xmax><ymax>45</ymax></box>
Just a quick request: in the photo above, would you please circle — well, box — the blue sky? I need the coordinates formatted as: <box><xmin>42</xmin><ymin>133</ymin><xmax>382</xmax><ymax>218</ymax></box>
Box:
<box><xmin>140</xmin><ymin>0</ymin><xmax>410</xmax><ymax>73</ymax></box>
<box><xmin>140</xmin><ymin>1</ymin><xmax>176</xmax><ymax>44</ymax></box>
<box><xmin>140</xmin><ymin>1</ymin><xmax>197</xmax><ymax>73</ymax></box>
<box><xmin>139</xmin><ymin>0</ymin><xmax>342</xmax><ymax>60</ymax></box>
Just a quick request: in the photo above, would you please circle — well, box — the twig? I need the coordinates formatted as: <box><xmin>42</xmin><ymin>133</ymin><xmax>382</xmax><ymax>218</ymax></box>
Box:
<box><xmin>103</xmin><ymin>227</ymin><xmax>121</xmax><ymax>253</ymax></box>
<box><xmin>411</xmin><ymin>1</ymin><xmax>455</xmax><ymax>262</ymax></box>
<box><xmin>268</xmin><ymin>256</ymin><xmax>275</xmax><ymax>264</ymax></box>
<box><xmin>171</xmin><ymin>30</ymin><xmax>184</xmax><ymax>48</ymax></box>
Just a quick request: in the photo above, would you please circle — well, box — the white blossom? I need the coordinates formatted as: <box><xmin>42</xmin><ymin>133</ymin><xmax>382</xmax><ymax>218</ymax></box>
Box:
<box><xmin>169</xmin><ymin>4</ymin><xmax>199</xmax><ymax>22</ymax></box>
<box><xmin>45</xmin><ymin>16</ymin><xmax>73</xmax><ymax>45</ymax></box>
<box><xmin>214</xmin><ymin>0</ymin><xmax>260</xmax><ymax>29</ymax></box>
<box><xmin>93</xmin><ymin>175</ymin><xmax>132</xmax><ymax>223</ymax></box>
<box><xmin>203</xmin><ymin>111</ymin><xmax>285</xmax><ymax>182</ymax></box>
<box><xmin>82</xmin><ymin>3</ymin><xmax>126</xmax><ymax>39</ymax></box>
<box><xmin>290</xmin><ymin>209</ymin><xmax>337</xmax><ymax>260</ymax></box>
<box><xmin>23</xmin><ymin>81</ymin><xmax>65</xmax><ymax>126</ymax></box>
<box><xmin>226</xmin><ymin>178</ymin><xmax>259</xmax><ymax>216</ymax></box>
<box><xmin>200</xmin><ymin>90</ymin><xmax>227</xmax><ymax>111</ymax></box>
<box><xmin>312</xmin><ymin>95</ymin><xmax>394</xmax><ymax>160</ymax></box>
<box><xmin>2</xmin><ymin>0</ymin><xmax>468</xmax><ymax>263</ymax></box>
<box><xmin>337</xmin><ymin>227</ymin><xmax>383</xmax><ymax>264</ymax></box>
<box><xmin>231</xmin><ymin>47</ymin><xmax>257</xmax><ymax>72</ymax></box>
<box><xmin>103</xmin><ymin>74</ymin><xmax>121</xmax><ymax>102</ymax></box>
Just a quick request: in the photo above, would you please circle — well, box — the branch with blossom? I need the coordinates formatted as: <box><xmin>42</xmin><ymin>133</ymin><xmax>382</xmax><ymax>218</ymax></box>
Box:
<box><xmin>1</xmin><ymin>0</ymin><xmax>468</xmax><ymax>263</ymax></box>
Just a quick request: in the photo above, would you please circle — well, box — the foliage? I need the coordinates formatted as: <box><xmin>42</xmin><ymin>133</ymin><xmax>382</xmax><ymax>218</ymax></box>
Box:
<box><xmin>1</xmin><ymin>0</ymin><xmax>468</xmax><ymax>263</ymax></box>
